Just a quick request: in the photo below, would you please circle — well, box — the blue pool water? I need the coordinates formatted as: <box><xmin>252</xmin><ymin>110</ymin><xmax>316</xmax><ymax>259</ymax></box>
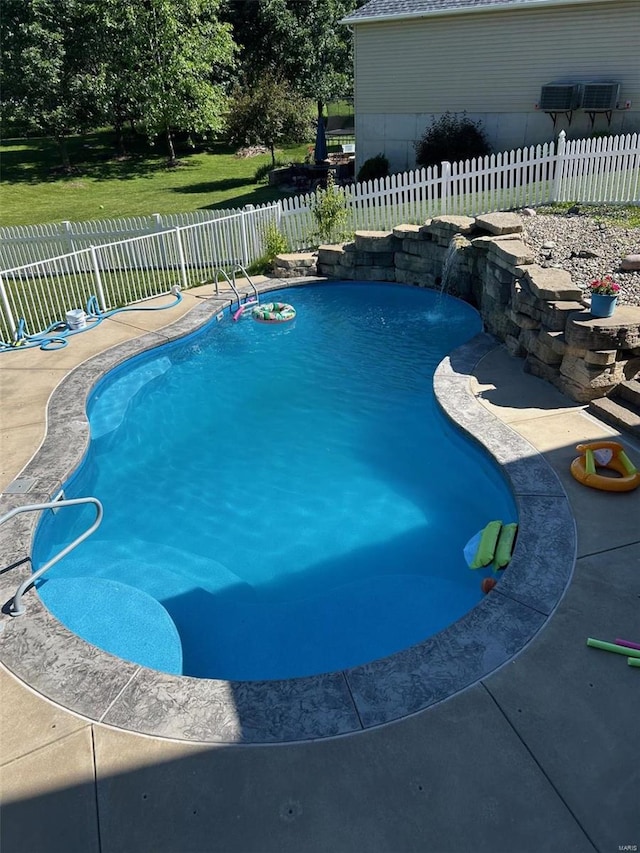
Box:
<box><xmin>34</xmin><ymin>283</ymin><xmax>517</xmax><ymax>680</ymax></box>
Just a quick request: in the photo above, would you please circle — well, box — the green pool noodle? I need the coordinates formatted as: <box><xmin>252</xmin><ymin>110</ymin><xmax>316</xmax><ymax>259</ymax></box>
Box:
<box><xmin>586</xmin><ymin>638</ymin><xmax>640</xmax><ymax>658</ymax></box>
<box><xmin>494</xmin><ymin>522</ymin><xmax>518</xmax><ymax>569</ymax></box>
<box><xmin>469</xmin><ymin>520</ymin><xmax>502</xmax><ymax>569</ymax></box>
<box><xmin>628</xmin><ymin>658</ymin><xmax>640</xmax><ymax>668</ymax></box>
<box><xmin>617</xmin><ymin>450</ymin><xmax>638</xmax><ymax>475</ymax></box>
<box><xmin>585</xmin><ymin>448</ymin><xmax>596</xmax><ymax>475</ymax></box>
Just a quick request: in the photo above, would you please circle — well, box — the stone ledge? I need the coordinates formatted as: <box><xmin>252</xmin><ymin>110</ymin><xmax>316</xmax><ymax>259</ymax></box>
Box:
<box><xmin>565</xmin><ymin>305</ymin><xmax>640</xmax><ymax>350</ymax></box>
<box><xmin>475</xmin><ymin>212</ymin><xmax>524</xmax><ymax>235</ymax></box>
<box><xmin>522</xmin><ymin>264</ymin><xmax>583</xmax><ymax>301</ymax></box>
<box><xmin>488</xmin><ymin>239</ymin><xmax>535</xmax><ymax>268</ymax></box>
<box><xmin>273</xmin><ymin>252</ymin><xmax>316</xmax><ymax>269</ymax></box>
<box><xmin>354</xmin><ymin>230</ymin><xmax>398</xmax><ymax>253</ymax></box>
<box><xmin>393</xmin><ymin>224</ymin><xmax>422</xmax><ymax>240</ymax></box>
<box><xmin>428</xmin><ymin>215</ymin><xmax>476</xmax><ymax>236</ymax></box>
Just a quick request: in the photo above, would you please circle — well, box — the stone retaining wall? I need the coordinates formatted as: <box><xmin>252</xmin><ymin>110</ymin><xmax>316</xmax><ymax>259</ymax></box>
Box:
<box><xmin>308</xmin><ymin>213</ymin><xmax>640</xmax><ymax>403</ymax></box>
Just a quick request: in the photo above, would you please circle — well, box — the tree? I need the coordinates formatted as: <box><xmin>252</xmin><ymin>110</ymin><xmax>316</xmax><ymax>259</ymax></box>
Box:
<box><xmin>226</xmin><ymin>75</ymin><xmax>314</xmax><ymax>166</ymax></box>
<box><xmin>127</xmin><ymin>0</ymin><xmax>236</xmax><ymax>164</ymax></box>
<box><xmin>87</xmin><ymin>0</ymin><xmax>146</xmax><ymax>156</ymax></box>
<box><xmin>0</xmin><ymin>0</ymin><xmax>237</xmax><ymax>167</ymax></box>
<box><xmin>224</xmin><ymin>0</ymin><xmax>360</xmax><ymax>122</ymax></box>
<box><xmin>0</xmin><ymin>0</ymin><xmax>106</xmax><ymax>170</ymax></box>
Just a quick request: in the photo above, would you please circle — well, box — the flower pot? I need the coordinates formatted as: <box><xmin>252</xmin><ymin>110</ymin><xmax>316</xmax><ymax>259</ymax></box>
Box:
<box><xmin>590</xmin><ymin>293</ymin><xmax>618</xmax><ymax>318</ymax></box>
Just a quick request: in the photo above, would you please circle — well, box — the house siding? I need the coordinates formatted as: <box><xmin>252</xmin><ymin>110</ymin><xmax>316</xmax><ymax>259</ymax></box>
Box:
<box><xmin>352</xmin><ymin>0</ymin><xmax>640</xmax><ymax>170</ymax></box>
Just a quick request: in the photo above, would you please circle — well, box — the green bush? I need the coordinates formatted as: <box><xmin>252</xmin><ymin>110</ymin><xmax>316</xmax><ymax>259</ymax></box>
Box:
<box><xmin>356</xmin><ymin>153</ymin><xmax>389</xmax><ymax>183</ymax></box>
<box><xmin>248</xmin><ymin>220</ymin><xmax>289</xmax><ymax>274</ymax></box>
<box><xmin>309</xmin><ymin>172</ymin><xmax>349</xmax><ymax>244</ymax></box>
<box><xmin>414</xmin><ymin>112</ymin><xmax>491</xmax><ymax>168</ymax></box>
<box><xmin>261</xmin><ymin>220</ymin><xmax>288</xmax><ymax>259</ymax></box>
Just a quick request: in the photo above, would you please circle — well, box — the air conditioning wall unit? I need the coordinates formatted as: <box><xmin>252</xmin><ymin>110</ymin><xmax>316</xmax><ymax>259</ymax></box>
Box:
<box><xmin>582</xmin><ymin>82</ymin><xmax>620</xmax><ymax>111</ymax></box>
<box><xmin>539</xmin><ymin>82</ymin><xmax>583</xmax><ymax>112</ymax></box>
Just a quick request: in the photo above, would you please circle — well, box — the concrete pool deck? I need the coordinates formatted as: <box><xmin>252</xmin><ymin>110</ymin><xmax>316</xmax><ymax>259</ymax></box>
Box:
<box><xmin>1</xmin><ymin>279</ymin><xmax>639</xmax><ymax>852</ymax></box>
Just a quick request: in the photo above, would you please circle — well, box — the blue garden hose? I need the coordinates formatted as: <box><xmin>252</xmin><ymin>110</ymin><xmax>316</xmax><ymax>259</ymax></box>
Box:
<box><xmin>0</xmin><ymin>286</ymin><xmax>183</xmax><ymax>353</ymax></box>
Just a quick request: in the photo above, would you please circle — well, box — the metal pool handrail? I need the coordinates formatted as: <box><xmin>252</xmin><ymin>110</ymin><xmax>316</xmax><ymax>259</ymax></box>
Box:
<box><xmin>0</xmin><ymin>496</ymin><xmax>103</xmax><ymax>616</ymax></box>
<box><xmin>213</xmin><ymin>264</ymin><xmax>259</xmax><ymax>314</ymax></box>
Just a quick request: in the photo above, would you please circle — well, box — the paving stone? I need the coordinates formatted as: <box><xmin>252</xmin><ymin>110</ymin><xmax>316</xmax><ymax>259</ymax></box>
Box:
<box><xmin>317</xmin><ymin>245</ymin><xmax>345</xmax><ymax>264</ymax></box>
<box><xmin>475</xmin><ymin>211</ymin><xmax>524</xmax><ymax>235</ymax></box>
<box><xmin>565</xmin><ymin>304</ymin><xmax>640</xmax><ymax>349</ymax></box>
<box><xmin>273</xmin><ymin>252</ymin><xmax>316</xmax><ymax>270</ymax></box>
<box><xmin>427</xmin><ymin>214</ymin><xmax>476</xmax><ymax>235</ymax></box>
<box><xmin>523</xmin><ymin>264</ymin><xmax>583</xmax><ymax>301</ymax></box>
<box><xmin>392</xmin><ymin>223</ymin><xmax>422</xmax><ymax>240</ymax></box>
<box><xmin>488</xmin><ymin>239</ymin><xmax>535</xmax><ymax>269</ymax></box>
<box><xmin>353</xmin><ymin>230</ymin><xmax>398</xmax><ymax>253</ymax></box>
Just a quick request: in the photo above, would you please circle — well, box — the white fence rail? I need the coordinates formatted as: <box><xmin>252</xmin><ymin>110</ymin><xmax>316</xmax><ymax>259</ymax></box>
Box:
<box><xmin>1</xmin><ymin>130</ymin><xmax>638</xmax><ymax>341</ymax></box>
<box><xmin>0</xmin><ymin>207</ymin><xmax>258</xmax><ymax>272</ymax></box>
<box><xmin>0</xmin><ymin>205</ymin><xmax>280</xmax><ymax>340</ymax></box>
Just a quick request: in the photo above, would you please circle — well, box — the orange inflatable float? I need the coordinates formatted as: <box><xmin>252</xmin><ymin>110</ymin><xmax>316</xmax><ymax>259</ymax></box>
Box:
<box><xmin>570</xmin><ymin>440</ymin><xmax>640</xmax><ymax>493</ymax></box>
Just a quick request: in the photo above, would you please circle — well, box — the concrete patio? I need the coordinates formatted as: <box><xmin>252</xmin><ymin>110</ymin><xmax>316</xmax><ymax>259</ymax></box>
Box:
<box><xmin>1</xmin><ymin>280</ymin><xmax>638</xmax><ymax>853</ymax></box>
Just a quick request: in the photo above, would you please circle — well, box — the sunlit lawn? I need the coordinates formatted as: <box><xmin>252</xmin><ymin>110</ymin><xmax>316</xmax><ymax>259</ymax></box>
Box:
<box><xmin>0</xmin><ymin>130</ymin><xmax>312</xmax><ymax>226</ymax></box>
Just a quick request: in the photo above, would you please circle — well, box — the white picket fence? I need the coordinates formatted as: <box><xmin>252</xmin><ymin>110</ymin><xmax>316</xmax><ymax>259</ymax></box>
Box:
<box><xmin>278</xmin><ymin>130</ymin><xmax>639</xmax><ymax>246</ymax></box>
<box><xmin>1</xmin><ymin>130</ymin><xmax>638</xmax><ymax>342</ymax></box>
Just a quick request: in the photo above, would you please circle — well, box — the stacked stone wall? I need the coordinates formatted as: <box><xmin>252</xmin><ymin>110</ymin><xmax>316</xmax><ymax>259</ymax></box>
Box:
<box><xmin>309</xmin><ymin>213</ymin><xmax>640</xmax><ymax>403</ymax></box>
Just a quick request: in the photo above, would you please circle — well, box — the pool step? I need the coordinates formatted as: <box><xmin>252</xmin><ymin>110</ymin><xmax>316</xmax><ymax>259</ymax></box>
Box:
<box><xmin>618</xmin><ymin>378</ymin><xmax>640</xmax><ymax>407</ymax></box>
<box><xmin>42</xmin><ymin>537</ymin><xmax>256</xmax><ymax>601</ymax></box>
<box><xmin>588</xmin><ymin>381</ymin><xmax>640</xmax><ymax>439</ymax></box>
<box><xmin>39</xmin><ymin>577</ymin><xmax>183</xmax><ymax>674</ymax></box>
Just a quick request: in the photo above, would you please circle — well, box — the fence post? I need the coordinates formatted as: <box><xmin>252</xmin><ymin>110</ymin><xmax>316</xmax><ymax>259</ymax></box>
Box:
<box><xmin>174</xmin><ymin>228</ymin><xmax>188</xmax><ymax>288</ymax></box>
<box><xmin>61</xmin><ymin>221</ymin><xmax>75</xmax><ymax>254</ymax></box>
<box><xmin>243</xmin><ymin>204</ymin><xmax>257</xmax><ymax>262</ymax></box>
<box><xmin>89</xmin><ymin>246</ymin><xmax>108</xmax><ymax>312</ymax></box>
<box><xmin>551</xmin><ymin>130</ymin><xmax>567</xmax><ymax>202</ymax></box>
<box><xmin>239</xmin><ymin>210</ymin><xmax>250</xmax><ymax>266</ymax></box>
<box><xmin>0</xmin><ymin>273</ymin><xmax>17</xmax><ymax>338</ymax></box>
<box><xmin>440</xmin><ymin>161</ymin><xmax>452</xmax><ymax>214</ymax></box>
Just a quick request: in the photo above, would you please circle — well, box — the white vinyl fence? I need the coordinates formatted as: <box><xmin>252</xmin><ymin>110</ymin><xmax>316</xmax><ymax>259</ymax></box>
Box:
<box><xmin>278</xmin><ymin>130</ymin><xmax>639</xmax><ymax>243</ymax></box>
<box><xmin>1</xmin><ymin>130</ymin><xmax>638</xmax><ymax>342</ymax></box>
<box><xmin>0</xmin><ymin>205</ymin><xmax>281</xmax><ymax>341</ymax></box>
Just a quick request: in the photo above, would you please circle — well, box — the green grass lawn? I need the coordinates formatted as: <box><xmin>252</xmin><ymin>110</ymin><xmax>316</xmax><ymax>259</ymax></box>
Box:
<box><xmin>0</xmin><ymin>130</ymin><xmax>312</xmax><ymax>227</ymax></box>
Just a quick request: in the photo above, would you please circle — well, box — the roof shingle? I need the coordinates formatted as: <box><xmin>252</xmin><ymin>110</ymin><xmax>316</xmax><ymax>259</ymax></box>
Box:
<box><xmin>343</xmin><ymin>0</ymin><xmax>589</xmax><ymax>23</ymax></box>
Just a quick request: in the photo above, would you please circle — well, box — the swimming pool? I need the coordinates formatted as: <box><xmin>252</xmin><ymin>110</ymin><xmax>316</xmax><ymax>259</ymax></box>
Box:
<box><xmin>33</xmin><ymin>283</ymin><xmax>516</xmax><ymax>680</ymax></box>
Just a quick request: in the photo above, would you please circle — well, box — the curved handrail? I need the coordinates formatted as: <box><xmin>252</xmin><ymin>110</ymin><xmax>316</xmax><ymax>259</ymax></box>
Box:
<box><xmin>0</xmin><ymin>497</ymin><xmax>103</xmax><ymax>616</ymax></box>
<box><xmin>213</xmin><ymin>267</ymin><xmax>241</xmax><ymax>310</ymax></box>
<box><xmin>232</xmin><ymin>263</ymin><xmax>259</xmax><ymax>305</ymax></box>
<box><xmin>214</xmin><ymin>265</ymin><xmax>258</xmax><ymax>314</ymax></box>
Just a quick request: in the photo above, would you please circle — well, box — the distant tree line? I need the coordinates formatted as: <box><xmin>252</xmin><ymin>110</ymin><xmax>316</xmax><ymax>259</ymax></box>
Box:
<box><xmin>0</xmin><ymin>0</ymin><xmax>362</xmax><ymax>170</ymax></box>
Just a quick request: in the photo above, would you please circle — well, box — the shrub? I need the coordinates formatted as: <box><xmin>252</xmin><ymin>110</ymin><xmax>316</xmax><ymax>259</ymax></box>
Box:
<box><xmin>414</xmin><ymin>112</ymin><xmax>491</xmax><ymax>168</ymax></box>
<box><xmin>261</xmin><ymin>220</ymin><xmax>289</xmax><ymax>259</ymax></box>
<box><xmin>309</xmin><ymin>171</ymin><xmax>349</xmax><ymax>244</ymax></box>
<box><xmin>248</xmin><ymin>220</ymin><xmax>289</xmax><ymax>274</ymax></box>
<box><xmin>357</xmin><ymin>153</ymin><xmax>389</xmax><ymax>183</ymax></box>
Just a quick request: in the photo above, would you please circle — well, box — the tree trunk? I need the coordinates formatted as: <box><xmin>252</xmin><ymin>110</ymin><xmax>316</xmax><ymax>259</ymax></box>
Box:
<box><xmin>270</xmin><ymin>143</ymin><xmax>276</xmax><ymax>167</ymax></box>
<box><xmin>113</xmin><ymin>116</ymin><xmax>126</xmax><ymax>157</ymax></box>
<box><xmin>165</xmin><ymin>125</ymin><xmax>176</xmax><ymax>166</ymax></box>
<box><xmin>56</xmin><ymin>135</ymin><xmax>71</xmax><ymax>172</ymax></box>
<box><xmin>317</xmin><ymin>100</ymin><xmax>324</xmax><ymax>122</ymax></box>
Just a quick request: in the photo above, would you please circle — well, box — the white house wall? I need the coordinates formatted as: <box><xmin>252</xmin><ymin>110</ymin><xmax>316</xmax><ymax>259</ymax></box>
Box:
<box><xmin>352</xmin><ymin>0</ymin><xmax>640</xmax><ymax>172</ymax></box>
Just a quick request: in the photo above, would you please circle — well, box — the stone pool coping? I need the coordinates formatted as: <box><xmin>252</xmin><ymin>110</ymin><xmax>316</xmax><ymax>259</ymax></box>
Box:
<box><xmin>0</xmin><ymin>280</ymin><xmax>576</xmax><ymax>744</ymax></box>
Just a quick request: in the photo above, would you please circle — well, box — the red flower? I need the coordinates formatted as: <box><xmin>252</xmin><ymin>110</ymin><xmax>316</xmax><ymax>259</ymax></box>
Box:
<box><xmin>589</xmin><ymin>275</ymin><xmax>620</xmax><ymax>296</ymax></box>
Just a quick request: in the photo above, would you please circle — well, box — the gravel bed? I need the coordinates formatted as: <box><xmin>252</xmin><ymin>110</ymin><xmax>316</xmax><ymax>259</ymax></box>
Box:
<box><xmin>519</xmin><ymin>209</ymin><xmax>640</xmax><ymax>306</ymax></box>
